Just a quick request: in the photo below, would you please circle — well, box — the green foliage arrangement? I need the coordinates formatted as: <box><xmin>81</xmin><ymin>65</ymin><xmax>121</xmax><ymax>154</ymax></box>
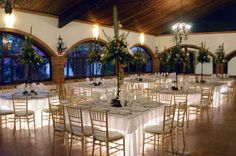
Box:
<box><xmin>18</xmin><ymin>36</ymin><xmax>43</xmax><ymax>82</ymax></box>
<box><xmin>132</xmin><ymin>50</ymin><xmax>146</xmax><ymax>66</ymax></box>
<box><xmin>18</xmin><ymin>36</ymin><xmax>43</xmax><ymax>65</ymax></box>
<box><xmin>215</xmin><ymin>43</ymin><xmax>225</xmax><ymax>64</ymax></box>
<box><xmin>197</xmin><ymin>42</ymin><xmax>210</xmax><ymax>64</ymax></box>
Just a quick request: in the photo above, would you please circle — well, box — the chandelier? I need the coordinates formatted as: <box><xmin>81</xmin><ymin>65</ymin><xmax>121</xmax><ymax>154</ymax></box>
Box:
<box><xmin>172</xmin><ymin>0</ymin><xmax>191</xmax><ymax>44</ymax></box>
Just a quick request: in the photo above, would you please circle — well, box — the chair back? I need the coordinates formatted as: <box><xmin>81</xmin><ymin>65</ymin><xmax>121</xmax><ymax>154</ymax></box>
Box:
<box><xmin>175</xmin><ymin>102</ymin><xmax>187</xmax><ymax>128</ymax></box>
<box><xmin>200</xmin><ymin>87</ymin><xmax>211</xmax><ymax>106</ymax></box>
<box><xmin>89</xmin><ymin>109</ymin><xmax>109</xmax><ymax>139</ymax></box>
<box><xmin>48</xmin><ymin>93</ymin><xmax>61</xmax><ymax>106</ymax></box>
<box><xmin>159</xmin><ymin>93</ymin><xmax>172</xmax><ymax>105</ymax></box>
<box><xmin>162</xmin><ymin>104</ymin><xmax>176</xmax><ymax>132</ymax></box>
<box><xmin>143</xmin><ymin>88</ymin><xmax>157</xmax><ymax>101</ymax></box>
<box><xmin>50</xmin><ymin>104</ymin><xmax>66</xmax><ymax>132</ymax></box>
<box><xmin>12</xmin><ymin>95</ymin><xmax>28</xmax><ymax>115</ymax></box>
<box><xmin>174</xmin><ymin>91</ymin><xmax>188</xmax><ymax>105</ymax></box>
<box><xmin>67</xmin><ymin>106</ymin><xmax>84</xmax><ymax>134</ymax></box>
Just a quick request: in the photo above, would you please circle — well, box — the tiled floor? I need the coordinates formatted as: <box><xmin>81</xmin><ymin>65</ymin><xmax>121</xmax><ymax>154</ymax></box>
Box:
<box><xmin>0</xmin><ymin>96</ymin><xmax>236</xmax><ymax>156</ymax></box>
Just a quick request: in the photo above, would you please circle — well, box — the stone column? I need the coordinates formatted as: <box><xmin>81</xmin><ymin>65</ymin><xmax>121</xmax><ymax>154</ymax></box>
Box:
<box><xmin>51</xmin><ymin>56</ymin><xmax>67</xmax><ymax>84</ymax></box>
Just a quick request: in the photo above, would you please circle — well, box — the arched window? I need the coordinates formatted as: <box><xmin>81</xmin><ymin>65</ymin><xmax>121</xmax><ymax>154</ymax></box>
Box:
<box><xmin>125</xmin><ymin>46</ymin><xmax>153</xmax><ymax>73</ymax></box>
<box><xmin>0</xmin><ymin>32</ymin><xmax>51</xmax><ymax>84</ymax></box>
<box><xmin>64</xmin><ymin>41</ymin><xmax>115</xmax><ymax>79</ymax></box>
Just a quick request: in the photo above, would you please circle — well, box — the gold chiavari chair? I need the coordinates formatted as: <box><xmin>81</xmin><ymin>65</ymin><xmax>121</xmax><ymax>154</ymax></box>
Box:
<box><xmin>173</xmin><ymin>102</ymin><xmax>187</xmax><ymax>133</ymax></box>
<box><xmin>174</xmin><ymin>92</ymin><xmax>188</xmax><ymax>120</ymax></box>
<box><xmin>142</xmin><ymin>104</ymin><xmax>176</xmax><ymax>156</ymax></box>
<box><xmin>50</xmin><ymin>103</ymin><xmax>69</xmax><ymax>152</ymax></box>
<box><xmin>67</xmin><ymin>106</ymin><xmax>92</xmax><ymax>156</ymax></box>
<box><xmin>159</xmin><ymin>93</ymin><xmax>172</xmax><ymax>105</ymax></box>
<box><xmin>12</xmin><ymin>95</ymin><xmax>35</xmax><ymax>134</ymax></box>
<box><xmin>143</xmin><ymin>88</ymin><xmax>157</xmax><ymax>101</ymax></box>
<box><xmin>187</xmin><ymin>87</ymin><xmax>212</xmax><ymax>121</ymax></box>
<box><xmin>0</xmin><ymin>87</ymin><xmax>14</xmax><ymax>128</ymax></box>
<box><xmin>89</xmin><ymin>109</ymin><xmax>125</xmax><ymax>156</ymax></box>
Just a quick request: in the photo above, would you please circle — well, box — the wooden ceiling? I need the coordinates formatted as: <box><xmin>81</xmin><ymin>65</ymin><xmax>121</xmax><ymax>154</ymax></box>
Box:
<box><xmin>12</xmin><ymin>0</ymin><xmax>236</xmax><ymax>35</ymax></box>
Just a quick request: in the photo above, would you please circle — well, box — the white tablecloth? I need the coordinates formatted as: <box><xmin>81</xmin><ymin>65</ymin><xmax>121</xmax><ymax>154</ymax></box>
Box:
<box><xmin>0</xmin><ymin>92</ymin><xmax>48</xmax><ymax>129</ymax></box>
<box><xmin>66</xmin><ymin>104</ymin><xmax>164</xmax><ymax>156</ymax></box>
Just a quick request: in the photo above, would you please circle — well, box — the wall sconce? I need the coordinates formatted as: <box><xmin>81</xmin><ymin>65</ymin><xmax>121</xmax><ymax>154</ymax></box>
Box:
<box><xmin>92</xmin><ymin>24</ymin><xmax>99</xmax><ymax>40</ymax></box>
<box><xmin>139</xmin><ymin>33</ymin><xmax>145</xmax><ymax>45</ymax></box>
<box><xmin>57</xmin><ymin>35</ymin><xmax>67</xmax><ymax>56</ymax></box>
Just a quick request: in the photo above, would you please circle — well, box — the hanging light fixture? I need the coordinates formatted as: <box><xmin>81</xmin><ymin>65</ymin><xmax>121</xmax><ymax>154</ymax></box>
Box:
<box><xmin>2</xmin><ymin>0</ymin><xmax>16</xmax><ymax>28</ymax></box>
<box><xmin>139</xmin><ymin>33</ymin><xmax>145</xmax><ymax>46</ymax></box>
<box><xmin>171</xmin><ymin>0</ymin><xmax>191</xmax><ymax>44</ymax></box>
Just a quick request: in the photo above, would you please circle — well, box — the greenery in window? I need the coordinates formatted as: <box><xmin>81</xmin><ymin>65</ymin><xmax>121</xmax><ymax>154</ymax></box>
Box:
<box><xmin>215</xmin><ymin>43</ymin><xmax>225</xmax><ymax>64</ymax></box>
<box><xmin>197</xmin><ymin>42</ymin><xmax>210</xmax><ymax>82</ymax></box>
<box><xmin>132</xmin><ymin>50</ymin><xmax>146</xmax><ymax>80</ymax></box>
<box><xmin>18</xmin><ymin>36</ymin><xmax>43</xmax><ymax>82</ymax></box>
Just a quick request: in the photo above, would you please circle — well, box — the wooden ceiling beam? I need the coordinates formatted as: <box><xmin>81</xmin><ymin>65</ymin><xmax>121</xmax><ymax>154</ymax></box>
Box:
<box><xmin>58</xmin><ymin>0</ymin><xmax>98</xmax><ymax>28</ymax></box>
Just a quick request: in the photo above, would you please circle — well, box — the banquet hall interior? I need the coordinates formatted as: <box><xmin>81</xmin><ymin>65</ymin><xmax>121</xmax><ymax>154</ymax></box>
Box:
<box><xmin>0</xmin><ymin>0</ymin><xmax>236</xmax><ymax>156</ymax></box>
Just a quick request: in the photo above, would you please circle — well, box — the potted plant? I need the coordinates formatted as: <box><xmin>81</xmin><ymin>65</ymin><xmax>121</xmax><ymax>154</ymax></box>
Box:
<box><xmin>132</xmin><ymin>49</ymin><xmax>147</xmax><ymax>81</ymax></box>
<box><xmin>197</xmin><ymin>42</ymin><xmax>210</xmax><ymax>83</ymax></box>
<box><xmin>215</xmin><ymin>43</ymin><xmax>225</xmax><ymax>75</ymax></box>
<box><xmin>101</xmin><ymin>6</ymin><xmax>132</xmax><ymax>107</ymax></box>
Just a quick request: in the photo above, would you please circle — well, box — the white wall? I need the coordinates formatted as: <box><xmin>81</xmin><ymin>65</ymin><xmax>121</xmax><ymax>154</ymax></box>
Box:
<box><xmin>0</xmin><ymin>9</ymin><xmax>157</xmax><ymax>55</ymax></box>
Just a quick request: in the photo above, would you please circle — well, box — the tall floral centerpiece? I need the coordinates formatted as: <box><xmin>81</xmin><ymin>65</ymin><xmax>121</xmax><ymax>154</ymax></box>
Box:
<box><xmin>18</xmin><ymin>28</ymin><xmax>43</xmax><ymax>93</ymax></box>
<box><xmin>160</xmin><ymin>45</ymin><xmax>189</xmax><ymax>90</ymax></box>
<box><xmin>101</xmin><ymin>6</ymin><xmax>132</xmax><ymax>107</ymax></box>
<box><xmin>197</xmin><ymin>42</ymin><xmax>210</xmax><ymax>82</ymax></box>
<box><xmin>132</xmin><ymin>50</ymin><xmax>146</xmax><ymax>81</ymax></box>
<box><xmin>215</xmin><ymin>43</ymin><xmax>225</xmax><ymax>75</ymax></box>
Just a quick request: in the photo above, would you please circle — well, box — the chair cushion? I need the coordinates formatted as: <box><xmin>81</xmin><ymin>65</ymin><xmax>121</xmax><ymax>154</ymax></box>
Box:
<box><xmin>55</xmin><ymin>123</ymin><xmax>70</xmax><ymax>132</ymax></box>
<box><xmin>0</xmin><ymin>109</ymin><xmax>13</xmax><ymax>115</ymax></box>
<box><xmin>189</xmin><ymin>103</ymin><xmax>208</xmax><ymax>108</ymax></box>
<box><xmin>42</xmin><ymin>108</ymin><xmax>50</xmax><ymax>113</ymax></box>
<box><xmin>71</xmin><ymin>126</ymin><xmax>92</xmax><ymax>137</ymax></box>
<box><xmin>143</xmin><ymin>125</ymin><xmax>171</xmax><ymax>134</ymax></box>
<box><xmin>15</xmin><ymin>110</ymin><xmax>34</xmax><ymax>116</ymax></box>
<box><xmin>94</xmin><ymin>130</ymin><xmax>124</xmax><ymax>142</ymax></box>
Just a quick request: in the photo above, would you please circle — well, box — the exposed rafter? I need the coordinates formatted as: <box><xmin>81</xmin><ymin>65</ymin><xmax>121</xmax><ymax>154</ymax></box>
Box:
<box><xmin>58</xmin><ymin>0</ymin><xmax>98</xmax><ymax>28</ymax></box>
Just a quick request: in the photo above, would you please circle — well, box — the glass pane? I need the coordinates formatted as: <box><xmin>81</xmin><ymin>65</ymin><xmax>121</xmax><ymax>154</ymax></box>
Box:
<box><xmin>0</xmin><ymin>34</ymin><xmax>3</xmax><ymax>56</ymax></box>
<box><xmin>34</xmin><ymin>58</ymin><xmax>51</xmax><ymax>81</ymax></box>
<box><xmin>4</xmin><ymin>58</ymin><xmax>11</xmax><ymax>83</ymax></box>
<box><xmin>104</xmin><ymin>63</ymin><xmax>115</xmax><ymax>75</ymax></box>
<box><xmin>84</xmin><ymin>59</ymin><xmax>92</xmax><ymax>77</ymax></box>
<box><xmin>0</xmin><ymin>58</ymin><xmax>1</xmax><ymax>83</ymax></box>
<box><xmin>5</xmin><ymin>33</ymin><xmax>23</xmax><ymax>55</ymax></box>
<box><xmin>12</xmin><ymin>59</ymin><xmax>26</xmax><ymax>82</ymax></box>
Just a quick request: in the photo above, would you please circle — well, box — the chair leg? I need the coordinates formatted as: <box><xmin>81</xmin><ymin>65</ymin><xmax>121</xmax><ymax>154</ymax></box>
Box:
<box><xmin>27</xmin><ymin>117</ymin><xmax>31</xmax><ymax>135</ymax></box>
<box><xmin>161</xmin><ymin>134</ymin><xmax>164</xmax><ymax>156</ymax></box>
<box><xmin>154</xmin><ymin>135</ymin><xmax>156</xmax><ymax>150</ymax></box>
<box><xmin>100</xmin><ymin>141</ymin><xmax>102</xmax><ymax>156</ymax></box>
<box><xmin>13</xmin><ymin>116</ymin><xmax>16</xmax><ymax>133</ymax></box>
<box><xmin>33</xmin><ymin>114</ymin><xmax>36</xmax><ymax>130</ymax></box>
<box><xmin>41</xmin><ymin>111</ymin><xmax>43</xmax><ymax>127</ymax></box>
<box><xmin>123</xmin><ymin>137</ymin><xmax>125</xmax><ymax>156</ymax></box>
<box><xmin>81</xmin><ymin>137</ymin><xmax>85</xmax><ymax>156</ymax></box>
<box><xmin>19</xmin><ymin>117</ymin><xmax>21</xmax><ymax>130</ymax></box>
<box><xmin>142</xmin><ymin>133</ymin><xmax>145</xmax><ymax>156</ymax></box>
<box><xmin>69</xmin><ymin>134</ymin><xmax>73</xmax><ymax>156</ymax></box>
<box><xmin>48</xmin><ymin>113</ymin><xmax>51</xmax><ymax>131</ymax></box>
<box><xmin>52</xmin><ymin>132</ymin><xmax>56</xmax><ymax>154</ymax></box>
<box><xmin>106</xmin><ymin>141</ymin><xmax>109</xmax><ymax>156</ymax></box>
<box><xmin>92</xmin><ymin>139</ymin><xmax>95</xmax><ymax>156</ymax></box>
